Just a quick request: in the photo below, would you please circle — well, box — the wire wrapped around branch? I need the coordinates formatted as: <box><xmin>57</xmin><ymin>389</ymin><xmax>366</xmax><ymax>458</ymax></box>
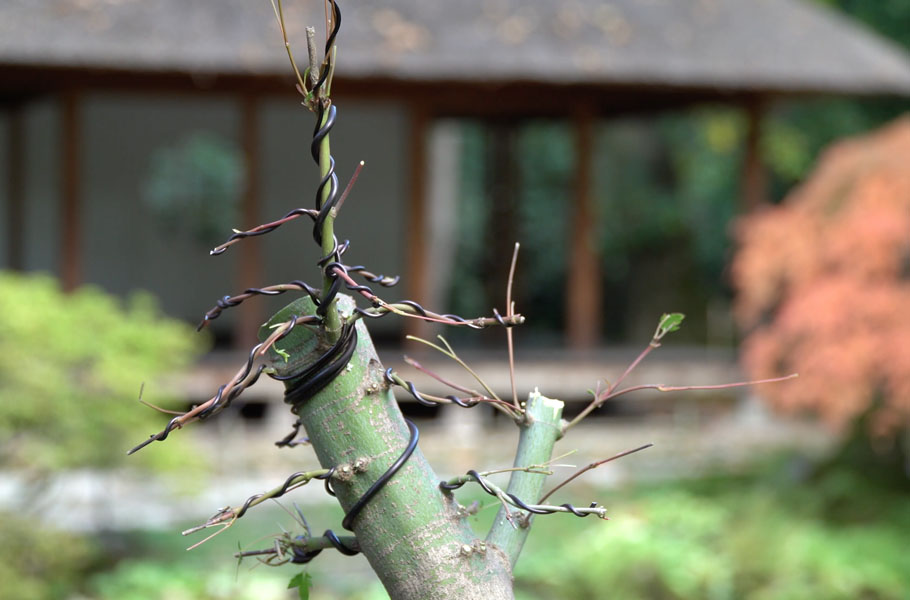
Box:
<box><xmin>289</xmin><ymin>529</ymin><xmax>359</xmax><ymax>564</ymax></box>
<box><xmin>188</xmin><ymin>420</ymin><xmax>416</xmax><ymax>560</ymax></box>
<box><xmin>128</xmin><ymin>315</ymin><xmax>312</xmax><ymax>455</ymax></box>
<box><xmin>197</xmin><ymin>281</ymin><xmax>322</xmax><ymax>330</ymax></box>
<box><xmin>341</xmin><ymin>419</ymin><xmax>419</xmax><ymax>531</ymax></box>
<box><xmin>277</xmin><ymin>322</ymin><xmax>359</xmax><ymax>409</ymax></box>
<box><xmin>345</xmin><ymin>265</ymin><xmax>399</xmax><ymax>287</ymax></box>
<box><xmin>440</xmin><ymin>470</ymin><xmax>607</xmax><ymax>519</ymax></box>
<box><xmin>354</xmin><ymin>300</ymin><xmax>525</xmax><ymax>328</ymax></box>
<box><xmin>210</xmin><ymin>207</ymin><xmax>319</xmax><ymax>255</ymax></box>
<box><xmin>311</xmin><ymin>103</ymin><xmax>341</xmax><ymax>264</ymax></box>
<box><xmin>186</xmin><ymin>468</ymin><xmax>336</xmax><ymax>534</ymax></box>
<box><xmin>237</xmin><ymin>529</ymin><xmax>360</xmax><ymax>565</ymax></box>
<box><xmin>385</xmin><ymin>368</ymin><xmax>481</xmax><ymax>408</ymax></box>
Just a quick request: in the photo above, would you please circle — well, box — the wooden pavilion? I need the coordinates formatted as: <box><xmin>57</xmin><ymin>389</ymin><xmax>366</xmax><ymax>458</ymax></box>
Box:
<box><xmin>2</xmin><ymin>0</ymin><xmax>910</xmax><ymax>348</ymax></box>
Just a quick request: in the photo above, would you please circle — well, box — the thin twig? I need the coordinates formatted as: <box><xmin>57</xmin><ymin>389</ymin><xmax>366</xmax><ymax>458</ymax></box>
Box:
<box><xmin>539</xmin><ymin>444</ymin><xmax>653</xmax><ymax>504</ymax></box>
<box><xmin>137</xmin><ymin>399</ymin><xmax>183</xmax><ymax>416</ymax></box>
<box><xmin>271</xmin><ymin>0</ymin><xmax>308</xmax><ymax>99</ymax></box>
<box><xmin>129</xmin><ymin>318</ymin><xmax>316</xmax><ymax>453</ymax></box>
<box><xmin>185</xmin><ymin>522</ymin><xmax>234</xmax><ymax>551</ymax></box>
<box><xmin>482</xmin><ymin>466</ymin><xmax>553</xmax><ymax>476</ymax></box>
<box><xmin>386</xmin><ymin>370</ymin><xmax>519</xmax><ymax>417</ymax></box>
<box><xmin>608</xmin><ymin>343</ymin><xmax>655</xmax><ymax>396</ymax></box>
<box><xmin>183</xmin><ymin>468</ymin><xmax>333</xmax><ymax>545</ymax></box>
<box><xmin>400</xmin><ymin>357</ymin><xmax>520</xmax><ymax>417</ymax></box>
<box><xmin>505</xmin><ymin>242</ymin><xmax>520</xmax><ymax>410</ymax></box>
<box><xmin>333</xmin><ymin>160</ymin><xmax>364</xmax><ymax>217</ymax></box>
<box><xmin>136</xmin><ymin>383</ymin><xmax>183</xmax><ymax>415</ymax></box>
<box><xmin>404</xmin><ymin>356</ymin><xmax>482</xmax><ymax>397</ymax></box>
<box><xmin>209</xmin><ymin>209</ymin><xmax>318</xmax><ymax>255</ymax></box>
<box><xmin>607</xmin><ymin>375</ymin><xmax>800</xmax><ymax>398</ymax></box>
<box><xmin>408</xmin><ymin>335</ymin><xmax>503</xmax><ymax>403</ymax></box>
<box><xmin>563</xmin><ymin>373</ymin><xmax>798</xmax><ymax>432</ymax></box>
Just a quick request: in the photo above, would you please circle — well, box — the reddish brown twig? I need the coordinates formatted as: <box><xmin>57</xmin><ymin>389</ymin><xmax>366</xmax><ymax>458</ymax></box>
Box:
<box><xmin>564</xmin><ymin>373</ymin><xmax>798</xmax><ymax>432</ymax></box>
<box><xmin>539</xmin><ymin>443</ymin><xmax>654</xmax><ymax>504</ymax></box>
<box><xmin>505</xmin><ymin>242</ymin><xmax>520</xmax><ymax>410</ymax></box>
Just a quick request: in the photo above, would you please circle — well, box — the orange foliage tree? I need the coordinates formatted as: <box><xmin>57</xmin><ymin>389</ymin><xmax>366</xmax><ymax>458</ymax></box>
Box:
<box><xmin>733</xmin><ymin>117</ymin><xmax>910</xmax><ymax>438</ymax></box>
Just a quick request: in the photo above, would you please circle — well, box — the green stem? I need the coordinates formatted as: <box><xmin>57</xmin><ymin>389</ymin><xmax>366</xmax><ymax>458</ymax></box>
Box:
<box><xmin>486</xmin><ymin>390</ymin><xmax>564</xmax><ymax>566</ymax></box>
<box><xmin>317</xmin><ymin>105</ymin><xmax>342</xmax><ymax>340</ymax></box>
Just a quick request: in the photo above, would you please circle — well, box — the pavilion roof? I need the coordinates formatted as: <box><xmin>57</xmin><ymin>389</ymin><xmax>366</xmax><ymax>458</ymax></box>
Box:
<box><xmin>2</xmin><ymin>0</ymin><xmax>910</xmax><ymax>98</ymax></box>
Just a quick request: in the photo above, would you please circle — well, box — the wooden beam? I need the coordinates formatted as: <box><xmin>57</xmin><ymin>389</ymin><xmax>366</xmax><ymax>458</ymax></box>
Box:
<box><xmin>1</xmin><ymin>64</ymin><xmax>787</xmax><ymax>119</ymax></box>
<box><xmin>60</xmin><ymin>91</ymin><xmax>81</xmax><ymax>292</ymax></box>
<box><xmin>236</xmin><ymin>94</ymin><xmax>264</xmax><ymax>349</ymax></box>
<box><xmin>565</xmin><ymin>104</ymin><xmax>602</xmax><ymax>349</ymax></box>
<box><xmin>741</xmin><ymin>99</ymin><xmax>767</xmax><ymax>211</ymax></box>
<box><xmin>6</xmin><ymin>104</ymin><xmax>24</xmax><ymax>270</ymax></box>
<box><xmin>403</xmin><ymin>105</ymin><xmax>431</xmax><ymax>341</ymax></box>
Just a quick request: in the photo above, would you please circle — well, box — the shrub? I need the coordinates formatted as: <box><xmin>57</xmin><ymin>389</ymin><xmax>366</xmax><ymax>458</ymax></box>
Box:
<box><xmin>513</xmin><ymin>469</ymin><xmax>910</xmax><ymax>600</ymax></box>
<box><xmin>0</xmin><ymin>512</ymin><xmax>98</xmax><ymax>600</ymax></box>
<box><xmin>0</xmin><ymin>271</ymin><xmax>203</xmax><ymax>474</ymax></box>
<box><xmin>732</xmin><ymin>117</ymin><xmax>910</xmax><ymax>438</ymax></box>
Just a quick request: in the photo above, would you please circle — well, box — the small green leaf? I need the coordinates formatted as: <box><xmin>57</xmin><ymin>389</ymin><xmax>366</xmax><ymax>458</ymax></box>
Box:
<box><xmin>654</xmin><ymin>313</ymin><xmax>685</xmax><ymax>342</ymax></box>
<box><xmin>660</xmin><ymin>313</ymin><xmax>685</xmax><ymax>333</ymax></box>
<box><xmin>275</xmin><ymin>347</ymin><xmax>290</xmax><ymax>363</ymax></box>
<box><xmin>288</xmin><ymin>571</ymin><xmax>312</xmax><ymax>600</ymax></box>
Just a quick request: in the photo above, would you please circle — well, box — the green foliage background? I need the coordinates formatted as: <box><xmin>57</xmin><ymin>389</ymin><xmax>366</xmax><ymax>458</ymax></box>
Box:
<box><xmin>0</xmin><ymin>272</ymin><xmax>207</xmax><ymax>599</ymax></box>
<box><xmin>0</xmin><ymin>272</ymin><xmax>204</xmax><ymax>474</ymax></box>
<box><xmin>513</xmin><ymin>465</ymin><xmax>910</xmax><ymax>600</ymax></box>
<box><xmin>142</xmin><ymin>132</ymin><xmax>243</xmax><ymax>246</ymax></box>
<box><xmin>49</xmin><ymin>461</ymin><xmax>910</xmax><ymax>600</ymax></box>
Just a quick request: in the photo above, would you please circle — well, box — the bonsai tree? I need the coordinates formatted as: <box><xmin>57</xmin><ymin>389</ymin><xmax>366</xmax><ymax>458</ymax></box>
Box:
<box><xmin>130</xmin><ymin>2</ymin><xmax>784</xmax><ymax>597</ymax></box>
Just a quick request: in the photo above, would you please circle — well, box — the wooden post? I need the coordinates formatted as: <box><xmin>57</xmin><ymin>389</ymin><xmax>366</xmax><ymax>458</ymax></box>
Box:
<box><xmin>483</xmin><ymin>119</ymin><xmax>521</xmax><ymax>316</ymax></box>
<box><xmin>6</xmin><ymin>104</ymin><xmax>24</xmax><ymax>270</ymax></box>
<box><xmin>741</xmin><ymin>99</ymin><xmax>767</xmax><ymax>212</ymax></box>
<box><xmin>404</xmin><ymin>105</ymin><xmax>430</xmax><ymax>340</ymax></box>
<box><xmin>61</xmin><ymin>91</ymin><xmax>82</xmax><ymax>292</ymax></box>
<box><xmin>565</xmin><ymin>103</ymin><xmax>602</xmax><ymax>349</ymax></box>
<box><xmin>236</xmin><ymin>94</ymin><xmax>264</xmax><ymax>349</ymax></box>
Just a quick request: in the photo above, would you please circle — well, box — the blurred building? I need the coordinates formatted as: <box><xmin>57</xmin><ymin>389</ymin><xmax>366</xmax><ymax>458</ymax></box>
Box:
<box><xmin>2</xmin><ymin>0</ymin><xmax>910</xmax><ymax>351</ymax></box>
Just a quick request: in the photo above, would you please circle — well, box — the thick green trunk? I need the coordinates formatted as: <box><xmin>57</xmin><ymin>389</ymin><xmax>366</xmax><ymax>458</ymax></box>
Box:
<box><xmin>486</xmin><ymin>392</ymin><xmax>565</xmax><ymax>565</ymax></box>
<box><xmin>261</xmin><ymin>295</ymin><xmax>514</xmax><ymax>600</ymax></box>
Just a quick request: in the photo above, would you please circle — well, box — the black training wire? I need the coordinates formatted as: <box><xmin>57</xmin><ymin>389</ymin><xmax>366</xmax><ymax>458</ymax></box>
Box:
<box><xmin>291</xmin><ymin>528</ymin><xmax>358</xmax><ymax>564</ymax></box>
<box><xmin>210</xmin><ymin>207</ymin><xmax>318</xmax><ymax>255</ymax></box>
<box><xmin>341</xmin><ymin>419</ymin><xmax>419</xmax><ymax>531</ymax></box>
<box><xmin>128</xmin><ymin>319</ymin><xmax>302</xmax><ymax>455</ymax></box>
<box><xmin>384</xmin><ymin>368</ymin><xmax>481</xmax><ymax>408</ymax></box>
<box><xmin>323</xmin><ymin>530</ymin><xmax>359</xmax><ymax>555</ymax></box>
<box><xmin>311</xmin><ymin>104</ymin><xmax>339</xmax><ymax>252</ymax></box>
<box><xmin>440</xmin><ymin>470</ymin><xmax>600</xmax><ymax>518</ymax></box>
<box><xmin>198</xmin><ymin>281</ymin><xmax>321</xmax><ymax>329</ymax></box>
<box><xmin>234</xmin><ymin>468</ymin><xmax>336</xmax><ymax>520</ymax></box>
<box><xmin>278</xmin><ymin>322</ymin><xmax>358</xmax><ymax>408</ymax></box>
<box><xmin>237</xmin><ymin>417</ymin><xmax>418</xmax><ymax>562</ymax></box>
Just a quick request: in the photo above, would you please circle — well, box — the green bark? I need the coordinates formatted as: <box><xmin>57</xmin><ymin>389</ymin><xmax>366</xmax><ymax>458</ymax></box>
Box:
<box><xmin>261</xmin><ymin>295</ymin><xmax>514</xmax><ymax>600</ymax></box>
<box><xmin>486</xmin><ymin>391</ymin><xmax>565</xmax><ymax>566</ymax></box>
<box><xmin>316</xmin><ymin>105</ymin><xmax>342</xmax><ymax>339</ymax></box>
